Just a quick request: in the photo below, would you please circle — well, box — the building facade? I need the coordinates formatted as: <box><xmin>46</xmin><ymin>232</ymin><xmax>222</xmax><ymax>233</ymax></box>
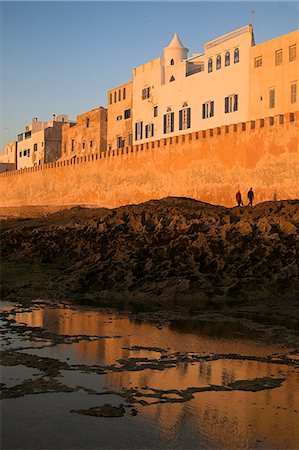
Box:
<box><xmin>249</xmin><ymin>29</ymin><xmax>298</xmax><ymax>119</ymax></box>
<box><xmin>132</xmin><ymin>26</ymin><xmax>253</xmax><ymax>146</ymax></box>
<box><xmin>0</xmin><ymin>141</ymin><xmax>17</xmax><ymax>170</ymax></box>
<box><xmin>61</xmin><ymin>107</ymin><xmax>107</xmax><ymax>159</ymax></box>
<box><xmin>107</xmin><ymin>82</ymin><xmax>132</xmax><ymax>150</ymax></box>
<box><xmin>107</xmin><ymin>25</ymin><xmax>298</xmax><ymax>149</ymax></box>
<box><xmin>17</xmin><ymin>115</ymin><xmax>71</xmax><ymax>169</ymax></box>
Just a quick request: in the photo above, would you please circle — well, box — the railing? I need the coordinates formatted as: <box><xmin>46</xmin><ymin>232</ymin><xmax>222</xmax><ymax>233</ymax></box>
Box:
<box><xmin>186</xmin><ymin>65</ymin><xmax>204</xmax><ymax>76</ymax></box>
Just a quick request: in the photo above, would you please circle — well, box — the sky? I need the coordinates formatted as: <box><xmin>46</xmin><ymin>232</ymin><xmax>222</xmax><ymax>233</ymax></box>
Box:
<box><xmin>0</xmin><ymin>1</ymin><xmax>298</xmax><ymax>149</ymax></box>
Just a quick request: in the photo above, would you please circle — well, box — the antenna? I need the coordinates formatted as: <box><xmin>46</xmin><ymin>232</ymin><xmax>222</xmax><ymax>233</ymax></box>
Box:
<box><xmin>251</xmin><ymin>10</ymin><xmax>256</xmax><ymax>26</ymax></box>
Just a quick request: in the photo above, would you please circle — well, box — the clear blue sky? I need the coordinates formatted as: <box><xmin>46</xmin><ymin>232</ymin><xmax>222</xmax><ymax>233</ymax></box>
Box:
<box><xmin>1</xmin><ymin>1</ymin><xmax>298</xmax><ymax>149</ymax></box>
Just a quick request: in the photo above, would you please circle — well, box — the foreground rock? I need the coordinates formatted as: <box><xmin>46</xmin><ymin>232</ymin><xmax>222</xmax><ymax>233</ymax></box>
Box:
<box><xmin>1</xmin><ymin>198</ymin><xmax>298</xmax><ymax>314</ymax></box>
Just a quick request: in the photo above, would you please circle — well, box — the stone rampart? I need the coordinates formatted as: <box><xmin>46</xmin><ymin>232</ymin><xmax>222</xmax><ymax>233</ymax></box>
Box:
<box><xmin>1</xmin><ymin>112</ymin><xmax>298</xmax><ymax>208</ymax></box>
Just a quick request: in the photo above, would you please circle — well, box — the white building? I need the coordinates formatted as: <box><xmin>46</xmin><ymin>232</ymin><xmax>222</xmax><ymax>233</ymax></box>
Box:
<box><xmin>17</xmin><ymin>114</ymin><xmax>71</xmax><ymax>169</ymax></box>
<box><xmin>132</xmin><ymin>25</ymin><xmax>254</xmax><ymax>145</ymax></box>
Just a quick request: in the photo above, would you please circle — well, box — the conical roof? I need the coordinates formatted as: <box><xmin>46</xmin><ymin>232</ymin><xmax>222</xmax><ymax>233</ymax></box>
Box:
<box><xmin>167</xmin><ymin>32</ymin><xmax>186</xmax><ymax>49</ymax></box>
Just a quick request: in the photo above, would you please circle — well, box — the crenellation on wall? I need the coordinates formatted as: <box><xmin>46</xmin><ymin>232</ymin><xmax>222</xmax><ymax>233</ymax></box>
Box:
<box><xmin>1</xmin><ymin>111</ymin><xmax>298</xmax><ymax>214</ymax></box>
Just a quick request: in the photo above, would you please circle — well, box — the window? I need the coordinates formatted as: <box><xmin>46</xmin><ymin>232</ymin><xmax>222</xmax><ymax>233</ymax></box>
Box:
<box><xmin>34</xmin><ymin>143</ymin><xmax>38</xmax><ymax>152</ymax></box>
<box><xmin>116</xmin><ymin>115</ymin><xmax>122</xmax><ymax>121</ymax></box>
<box><xmin>225</xmin><ymin>51</ymin><xmax>230</xmax><ymax>66</ymax></box>
<box><xmin>114</xmin><ymin>91</ymin><xmax>117</xmax><ymax>103</ymax></box>
<box><xmin>19</xmin><ymin>151</ymin><xmax>22</xmax><ymax>157</ymax></box>
<box><xmin>170</xmin><ymin>59</ymin><xmax>174</xmax><ymax>65</ymax></box>
<box><xmin>145</xmin><ymin>123</ymin><xmax>154</xmax><ymax>138</ymax></box>
<box><xmin>291</xmin><ymin>83</ymin><xmax>297</xmax><ymax>104</ymax></box>
<box><xmin>82</xmin><ymin>142</ymin><xmax>85</xmax><ymax>150</ymax></box>
<box><xmin>142</xmin><ymin>87</ymin><xmax>150</xmax><ymax>100</ymax></box>
<box><xmin>71</xmin><ymin>139</ymin><xmax>74</xmax><ymax>151</ymax></box>
<box><xmin>109</xmin><ymin>93</ymin><xmax>112</xmax><ymax>104</ymax></box>
<box><xmin>163</xmin><ymin>112</ymin><xmax>174</xmax><ymax>134</ymax></box>
<box><xmin>117</xmin><ymin>136</ymin><xmax>124</xmax><ymax>149</ymax></box>
<box><xmin>123</xmin><ymin>87</ymin><xmax>126</xmax><ymax>99</ymax></box>
<box><xmin>135</xmin><ymin>121</ymin><xmax>143</xmax><ymax>140</ymax></box>
<box><xmin>216</xmin><ymin>55</ymin><xmax>221</xmax><ymax>70</ymax></box>
<box><xmin>27</xmin><ymin>149</ymin><xmax>30</xmax><ymax>157</ymax></box>
<box><xmin>154</xmin><ymin>106</ymin><xmax>158</xmax><ymax>117</ymax></box>
<box><xmin>86</xmin><ymin>118</ymin><xmax>90</xmax><ymax>128</ymax></box>
<box><xmin>90</xmin><ymin>140</ymin><xmax>93</xmax><ymax>149</ymax></box>
<box><xmin>275</xmin><ymin>49</ymin><xmax>283</xmax><ymax>66</ymax></box>
<box><xmin>289</xmin><ymin>45</ymin><xmax>296</xmax><ymax>62</ymax></box>
<box><xmin>170</xmin><ymin>75</ymin><xmax>175</xmax><ymax>82</ymax></box>
<box><xmin>202</xmin><ymin>101</ymin><xmax>214</xmax><ymax>119</ymax></box>
<box><xmin>118</xmin><ymin>89</ymin><xmax>121</xmax><ymax>101</ymax></box>
<box><xmin>224</xmin><ymin>94</ymin><xmax>238</xmax><ymax>113</ymax></box>
<box><xmin>129</xmin><ymin>133</ymin><xmax>133</xmax><ymax>146</ymax></box>
<box><xmin>254</xmin><ymin>56</ymin><xmax>263</xmax><ymax>68</ymax></box>
<box><xmin>124</xmin><ymin>109</ymin><xmax>131</xmax><ymax>119</ymax></box>
<box><xmin>208</xmin><ymin>58</ymin><xmax>213</xmax><ymax>73</ymax></box>
<box><xmin>23</xmin><ymin>150</ymin><xmax>27</xmax><ymax>156</ymax></box>
<box><xmin>234</xmin><ymin>48</ymin><xmax>239</xmax><ymax>63</ymax></box>
<box><xmin>179</xmin><ymin>108</ymin><xmax>191</xmax><ymax>130</ymax></box>
<box><xmin>269</xmin><ymin>88</ymin><xmax>275</xmax><ymax>108</ymax></box>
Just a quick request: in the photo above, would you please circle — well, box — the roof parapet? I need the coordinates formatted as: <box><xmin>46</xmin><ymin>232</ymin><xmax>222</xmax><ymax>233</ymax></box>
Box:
<box><xmin>205</xmin><ymin>25</ymin><xmax>252</xmax><ymax>51</ymax></box>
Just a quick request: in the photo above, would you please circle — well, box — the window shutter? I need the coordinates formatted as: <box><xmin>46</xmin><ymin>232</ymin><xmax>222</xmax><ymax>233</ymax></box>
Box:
<box><xmin>187</xmin><ymin>108</ymin><xmax>191</xmax><ymax>128</ymax></box>
<box><xmin>140</xmin><ymin>122</ymin><xmax>143</xmax><ymax>139</ymax></box>
<box><xmin>210</xmin><ymin>102</ymin><xmax>214</xmax><ymax>117</ymax></box>
<box><xmin>234</xmin><ymin>95</ymin><xmax>238</xmax><ymax>111</ymax></box>
<box><xmin>145</xmin><ymin>125</ymin><xmax>148</xmax><ymax>139</ymax></box>
<box><xmin>225</xmin><ymin>97</ymin><xmax>229</xmax><ymax>113</ymax></box>
<box><xmin>171</xmin><ymin>113</ymin><xmax>174</xmax><ymax>132</ymax></box>
<box><xmin>202</xmin><ymin>104</ymin><xmax>205</xmax><ymax>119</ymax></box>
<box><xmin>135</xmin><ymin>123</ymin><xmax>138</xmax><ymax>140</ymax></box>
<box><xmin>163</xmin><ymin>115</ymin><xmax>167</xmax><ymax>134</ymax></box>
<box><xmin>179</xmin><ymin>110</ymin><xmax>182</xmax><ymax>130</ymax></box>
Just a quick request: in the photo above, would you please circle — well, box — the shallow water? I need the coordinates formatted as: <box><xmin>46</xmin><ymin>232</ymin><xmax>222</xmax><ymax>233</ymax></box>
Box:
<box><xmin>1</xmin><ymin>301</ymin><xmax>298</xmax><ymax>449</ymax></box>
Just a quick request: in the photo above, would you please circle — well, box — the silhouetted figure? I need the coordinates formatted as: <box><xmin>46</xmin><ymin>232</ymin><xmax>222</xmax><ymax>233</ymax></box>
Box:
<box><xmin>236</xmin><ymin>190</ymin><xmax>243</xmax><ymax>207</ymax></box>
<box><xmin>247</xmin><ymin>187</ymin><xmax>254</xmax><ymax>206</ymax></box>
<box><xmin>273</xmin><ymin>190</ymin><xmax>277</xmax><ymax>202</ymax></box>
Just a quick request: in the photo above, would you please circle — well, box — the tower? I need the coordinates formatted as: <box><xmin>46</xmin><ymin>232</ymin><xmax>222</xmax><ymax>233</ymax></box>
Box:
<box><xmin>163</xmin><ymin>32</ymin><xmax>188</xmax><ymax>66</ymax></box>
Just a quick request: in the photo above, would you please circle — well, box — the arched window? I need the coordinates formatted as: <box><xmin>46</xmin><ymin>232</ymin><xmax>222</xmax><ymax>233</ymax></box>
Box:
<box><xmin>234</xmin><ymin>48</ymin><xmax>239</xmax><ymax>63</ymax></box>
<box><xmin>208</xmin><ymin>58</ymin><xmax>213</xmax><ymax>73</ymax></box>
<box><xmin>114</xmin><ymin>91</ymin><xmax>116</xmax><ymax>103</ymax></box>
<box><xmin>216</xmin><ymin>55</ymin><xmax>221</xmax><ymax>70</ymax></box>
<box><xmin>123</xmin><ymin>87</ymin><xmax>126</xmax><ymax>100</ymax></box>
<box><xmin>225</xmin><ymin>51</ymin><xmax>230</xmax><ymax>66</ymax></box>
<box><xmin>109</xmin><ymin>93</ymin><xmax>112</xmax><ymax>104</ymax></box>
<box><xmin>170</xmin><ymin>75</ymin><xmax>175</xmax><ymax>82</ymax></box>
<box><xmin>170</xmin><ymin>59</ymin><xmax>174</xmax><ymax>65</ymax></box>
<box><xmin>118</xmin><ymin>89</ymin><xmax>121</xmax><ymax>101</ymax></box>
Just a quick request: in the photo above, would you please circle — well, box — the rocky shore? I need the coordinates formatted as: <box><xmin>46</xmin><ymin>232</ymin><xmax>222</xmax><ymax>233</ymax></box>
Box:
<box><xmin>1</xmin><ymin>197</ymin><xmax>298</xmax><ymax>334</ymax></box>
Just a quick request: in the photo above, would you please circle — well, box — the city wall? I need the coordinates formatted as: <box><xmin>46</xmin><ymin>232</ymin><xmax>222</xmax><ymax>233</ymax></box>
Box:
<box><xmin>1</xmin><ymin>112</ymin><xmax>298</xmax><ymax>208</ymax></box>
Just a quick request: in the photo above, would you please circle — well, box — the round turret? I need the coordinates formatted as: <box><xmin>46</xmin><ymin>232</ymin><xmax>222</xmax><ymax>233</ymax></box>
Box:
<box><xmin>163</xmin><ymin>32</ymin><xmax>188</xmax><ymax>66</ymax></box>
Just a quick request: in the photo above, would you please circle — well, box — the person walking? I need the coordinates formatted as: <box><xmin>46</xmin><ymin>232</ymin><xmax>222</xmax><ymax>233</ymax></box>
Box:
<box><xmin>247</xmin><ymin>187</ymin><xmax>254</xmax><ymax>206</ymax></box>
<box><xmin>236</xmin><ymin>190</ymin><xmax>243</xmax><ymax>207</ymax></box>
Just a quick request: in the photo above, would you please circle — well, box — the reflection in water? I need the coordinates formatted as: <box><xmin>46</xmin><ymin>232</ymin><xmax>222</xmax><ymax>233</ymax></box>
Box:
<box><xmin>12</xmin><ymin>306</ymin><xmax>299</xmax><ymax>449</ymax></box>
